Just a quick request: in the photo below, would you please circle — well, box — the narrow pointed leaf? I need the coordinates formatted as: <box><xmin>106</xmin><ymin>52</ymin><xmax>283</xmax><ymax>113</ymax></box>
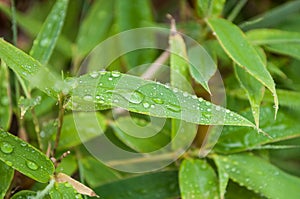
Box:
<box><xmin>214</xmin><ymin>106</ymin><xmax>300</xmax><ymax>153</ymax></box>
<box><xmin>0</xmin><ymin>161</ymin><xmax>14</xmax><ymax>198</ymax></box>
<box><xmin>213</xmin><ymin>153</ymin><xmax>300</xmax><ymax>199</ymax></box>
<box><xmin>179</xmin><ymin>159</ymin><xmax>219</xmax><ymax>199</ymax></box>
<box><xmin>0</xmin><ymin>62</ymin><xmax>12</xmax><ymax>131</ymax></box>
<box><xmin>207</xmin><ymin>18</ymin><xmax>278</xmax><ymax>117</ymax></box>
<box><xmin>0</xmin><ymin>131</ymin><xmax>54</xmax><ymax>183</ymax></box>
<box><xmin>30</xmin><ymin>0</ymin><xmax>69</xmax><ymax>65</ymax></box>
<box><xmin>214</xmin><ymin>157</ymin><xmax>229</xmax><ymax>199</ymax></box>
<box><xmin>68</xmin><ymin>71</ymin><xmax>256</xmax><ymax>127</ymax></box>
<box><xmin>234</xmin><ymin>64</ymin><xmax>264</xmax><ymax>127</ymax></box>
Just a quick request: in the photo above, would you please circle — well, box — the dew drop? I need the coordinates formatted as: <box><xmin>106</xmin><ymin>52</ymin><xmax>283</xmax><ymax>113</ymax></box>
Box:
<box><xmin>128</xmin><ymin>91</ymin><xmax>144</xmax><ymax>104</ymax></box>
<box><xmin>183</xmin><ymin>92</ymin><xmax>189</xmax><ymax>97</ymax></box>
<box><xmin>166</xmin><ymin>103</ymin><xmax>181</xmax><ymax>112</ymax></box>
<box><xmin>143</xmin><ymin>102</ymin><xmax>150</xmax><ymax>108</ymax></box>
<box><xmin>0</xmin><ymin>142</ymin><xmax>14</xmax><ymax>154</ymax></box>
<box><xmin>89</xmin><ymin>71</ymin><xmax>99</xmax><ymax>78</ymax></box>
<box><xmin>152</xmin><ymin>98</ymin><xmax>164</xmax><ymax>104</ymax></box>
<box><xmin>26</xmin><ymin>160</ymin><xmax>38</xmax><ymax>170</ymax></box>
<box><xmin>83</xmin><ymin>95</ymin><xmax>93</xmax><ymax>101</ymax></box>
<box><xmin>108</xmin><ymin>77</ymin><xmax>113</xmax><ymax>81</ymax></box>
<box><xmin>111</xmin><ymin>71</ymin><xmax>120</xmax><ymax>77</ymax></box>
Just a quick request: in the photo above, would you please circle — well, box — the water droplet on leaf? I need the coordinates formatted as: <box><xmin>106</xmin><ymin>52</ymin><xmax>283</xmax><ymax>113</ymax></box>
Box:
<box><xmin>26</xmin><ymin>160</ymin><xmax>38</xmax><ymax>170</ymax></box>
<box><xmin>0</xmin><ymin>142</ymin><xmax>14</xmax><ymax>154</ymax></box>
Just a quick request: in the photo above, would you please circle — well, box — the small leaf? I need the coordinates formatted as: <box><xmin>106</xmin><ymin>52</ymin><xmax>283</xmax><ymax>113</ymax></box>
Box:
<box><xmin>214</xmin><ymin>156</ymin><xmax>229</xmax><ymax>199</ymax></box>
<box><xmin>214</xmin><ymin>106</ymin><xmax>300</xmax><ymax>153</ymax></box>
<box><xmin>94</xmin><ymin>171</ymin><xmax>180</xmax><ymax>199</ymax></box>
<box><xmin>30</xmin><ymin>0</ymin><xmax>69</xmax><ymax>65</ymax></box>
<box><xmin>69</xmin><ymin>71</ymin><xmax>256</xmax><ymax>128</ymax></box>
<box><xmin>196</xmin><ymin>0</ymin><xmax>225</xmax><ymax>18</ymax></box>
<box><xmin>18</xmin><ymin>96</ymin><xmax>41</xmax><ymax>119</ymax></box>
<box><xmin>0</xmin><ymin>161</ymin><xmax>14</xmax><ymax>198</ymax></box>
<box><xmin>0</xmin><ymin>62</ymin><xmax>12</xmax><ymax>131</ymax></box>
<box><xmin>207</xmin><ymin>18</ymin><xmax>278</xmax><ymax>117</ymax></box>
<box><xmin>179</xmin><ymin>159</ymin><xmax>219</xmax><ymax>199</ymax></box>
<box><xmin>55</xmin><ymin>173</ymin><xmax>98</xmax><ymax>197</ymax></box>
<box><xmin>0</xmin><ymin>131</ymin><xmax>54</xmax><ymax>183</ymax></box>
<box><xmin>213</xmin><ymin>153</ymin><xmax>300</xmax><ymax>199</ymax></box>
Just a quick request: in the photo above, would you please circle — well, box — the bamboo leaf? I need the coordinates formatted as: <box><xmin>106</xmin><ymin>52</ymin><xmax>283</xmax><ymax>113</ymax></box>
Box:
<box><xmin>179</xmin><ymin>159</ymin><xmax>219</xmax><ymax>199</ymax></box>
<box><xmin>30</xmin><ymin>0</ymin><xmax>69</xmax><ymax>65</ymax></box>
<box><xmin>213</xmin><ymin>153</ymin><xmax>300</xmax><ymax>199</ymax></box>
<box><xmin>207</xmin><ymin>18</ymin><xmax>278</xmax><ymax>117</ymax></box>
<box><xmin>0</xmin><ymin>131</ymin><xmax>54</xmax><ymax>183</ymax></box>
<box><xmin>68</xmin><ymin>71</ymin><xmax>256</xmax><ymax>128</ymax></box>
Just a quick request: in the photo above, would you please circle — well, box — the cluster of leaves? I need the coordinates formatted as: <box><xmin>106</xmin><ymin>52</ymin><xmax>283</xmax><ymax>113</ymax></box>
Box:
<box><xmin>0</xmin><ymin>0</ymin><xmax>300</xmax><ymax>198</ymax></box>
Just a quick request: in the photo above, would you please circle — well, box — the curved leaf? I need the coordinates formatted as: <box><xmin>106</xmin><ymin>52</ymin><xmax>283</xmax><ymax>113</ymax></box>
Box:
<box><xmin>207</xmin><ymin>18</ymin><xmax>278</xmax><ymax>117</ymax></box>
<box><xmin>0</xmin><ymin>131</ymin><xmax>54</xmax><ymax>183</ymax></box>
<box><xmin>179</xmin><ymin>159</ymin><xmax>219</xmax><ymax>199</ymax></box>
<box><xmin>30</xmin><ymin>0</ymin><xmax>69</xmax><ymax>65</ymax></box>
<box><xmin>213</xmin><ymin>153</ymin><xmax>300</xmax><ymax>199</ymax></box>
<box><xmin>11</xmin><ymin>191</ymin><xmax>36</xmax><ymax>199</ymax></box>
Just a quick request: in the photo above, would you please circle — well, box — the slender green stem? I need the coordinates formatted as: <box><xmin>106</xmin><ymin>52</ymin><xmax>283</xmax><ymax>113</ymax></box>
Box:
<box><xmin>10</xmin><ymin>0</ymin><xmax>17</xmax><ymax>45</ymax></box>
<box><xmin>227</xmin><ymin>0</ymin><xmax>248</xmax><ymax>22</ymax></box>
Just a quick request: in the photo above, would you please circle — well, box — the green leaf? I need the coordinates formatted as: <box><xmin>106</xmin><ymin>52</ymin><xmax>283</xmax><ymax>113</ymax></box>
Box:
<box><xmin>0</xmin><ymin>62</ymin><xmax>12</xmax><ymax>131</ymax></box>
<box><xmin>0</xmin><ymin>161</ymin><xmax>14</xmax><ymax>198</ymax></box>
<box><xmin>246</xmin><ymin>29</ymin><xmax>300</xmax><ymax>60</ymax></box>
<box><xmin>68</xmin><ymin>71</ymin><xmax>256</xmax><ymax>127</ymax></box>
<box><xmin>213</xmin><ymin>153</ymin><xmax>300</xmax><ymax>199</ymax></box>
<box><xmin>0</xmin><ymin>39</ymin><xmax>62</xmax><ymax>98</ymax></box>
<box><xmin>82</xmin><ymin>156</ymin><xmax>121</xmax><ymax>187</ymax></box>
<box><xmin>111</xmin><ymin>117</ymin><xmax>170</xmax><ymax>153</ymax></box>
<box><xmin>225</xmin><ymin>181</ymin><xmax>266</xmax><ymax>199</ymax></box>
<box><xmin>239</xmin><ymin>1</ymin><xmax>300</xmax><ymax>31</ymax></box>
<box><xmin>49</xmin><ymin>182</ymin><xmax>82</xmax><ymax>199</ymax></box>
<box><xmin>56</xmin><ymin>154</ymin><xmax>77</xmax><ymax>176</ymax></box>
<box><xmin>214</xmin><ymin>106</ymin><xmax>300</xmax><ymax>153</ymax></box>
<box><xmin>179</xmin><ymin>159</ymin><xmax>219</xmax><ymax>199</ymax></box>
<box><xmin>11</xmin><ymin>190</ymin><xmax>36</xmax><ymax>199</ymax></box>
<box><xmin>58</xmin><ymin>112</ymin><xmax>107</xmax><ymax>150</ymax></box>
<box><xmin>30</xmin><ymin>0</ymin><xmax>69</xmax><ymax>65</ymax></box>
<box><xmin>0</xmin><ymin>131</ymin><xmax>55</xmax><ymax>183</ymax></box>
<box><xmin>94</xmin><ymin>171</ymin><xmax>180</xmax><ymax>199</ymax></box>
<box><xmin>234</xmin><ymin>64</ymin><xmax>265</xmax><ymax>127</ymax></box>
<box><xmin>115</xmin><ymin>0</ymin><xmax>155</xmax><ymax>69</ymax></box>
<box><xmin>75</xmin><ymin>0</ymin><xmax>114</xmax><ymax>58</ymax></box>
<box><xmin>207</xmin><ymin>18</ymin><xmax>278</xmax><ymax>117</ymax></box>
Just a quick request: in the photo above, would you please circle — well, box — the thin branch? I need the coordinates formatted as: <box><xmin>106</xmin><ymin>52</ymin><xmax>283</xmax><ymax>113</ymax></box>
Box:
<box><xmin>52</xmin><ymin>93</ymin><xmax>65</xmax><ymax>156</ymax></box>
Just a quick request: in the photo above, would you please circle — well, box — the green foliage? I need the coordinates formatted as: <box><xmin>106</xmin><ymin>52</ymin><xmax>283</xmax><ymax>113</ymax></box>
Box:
<box><xmin>0</xmin><ymin>1</ymin><xmax>300</xmax><ymax>198</ymax></box>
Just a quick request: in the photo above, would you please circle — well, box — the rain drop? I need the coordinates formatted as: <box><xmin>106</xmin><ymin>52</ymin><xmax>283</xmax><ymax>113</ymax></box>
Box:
<box><xmin>89</xmin><ymin>71</ymin><xmax>99</xmax><ymax>78</ymax></box>
<box><xmin>128</xmin><ymin>91</ymin><xmax>144</xmax><ymax>104</ymax></box>
<box><xmin>111</xmin><ymin>71</ymin><xmax>121</xmax><ymax>77</ymax></box>
<box><xmin>152</xmin><ymin>98</ymin><xmax>164</xmax><ymax>104</ymax></box>
<box><xmin>83</xmin><ymin>95</ymin><xmax>93</xmax><ymax>101</ymax></box>
<box><xmin>183</xmin><ymin>92</ymin><xmax>189</xmax><ymax>97</ymax></box>
<box><xmin>143</xmin><ymin>102</ymin><xmax>150</xmax><ymax>108</ymax></box>
<box><xmin>26</xmin><ymin>160</ymin><xmax>38</xmax><ymax>170</ymax></box>
<box><xmin>166</xmin><ymin>103</ymin><xmax>181</xmax><ymax>112</ymax></box>
<box><xmin>0</xmin><ymin>142</ymin><xmax>14</xmax><ymax>154</ymax></box>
